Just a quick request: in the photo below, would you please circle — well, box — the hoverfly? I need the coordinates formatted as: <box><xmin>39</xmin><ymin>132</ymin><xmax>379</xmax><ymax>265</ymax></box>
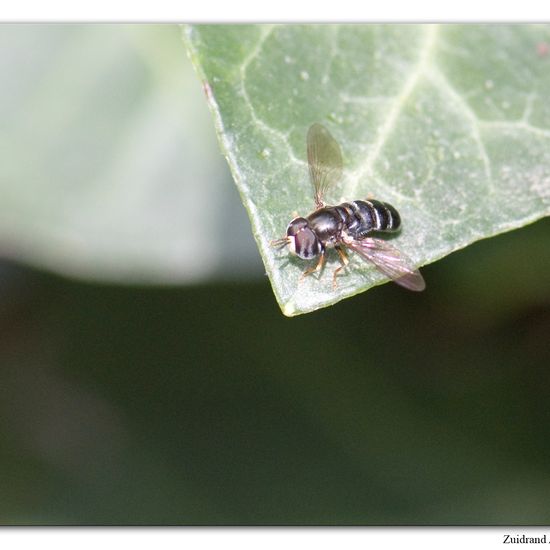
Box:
<box><xmin>272</xmin><ymin>123</ymin><xmax>426</xmax><ymax>291</ymax></box>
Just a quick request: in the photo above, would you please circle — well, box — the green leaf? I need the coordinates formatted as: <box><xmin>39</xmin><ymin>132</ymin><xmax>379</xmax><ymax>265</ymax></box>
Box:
<box><xmin>183</xmin><ymin>24</ymin><xmax>550</xmax><ymax>316</ymax></box>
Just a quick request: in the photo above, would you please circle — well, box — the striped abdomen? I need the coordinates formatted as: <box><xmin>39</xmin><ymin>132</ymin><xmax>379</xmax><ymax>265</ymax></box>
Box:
<box><xmin>336</xmin><ymin>199</ymin><xmax>401</xmax><ymax>238</ymax></box>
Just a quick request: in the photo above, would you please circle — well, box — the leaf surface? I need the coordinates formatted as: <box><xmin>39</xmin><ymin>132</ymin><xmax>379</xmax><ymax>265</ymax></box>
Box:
<box><xmin>183</xmin><ymin>24</ymin><xmax>550</xmax><ymax>315</ymax></box>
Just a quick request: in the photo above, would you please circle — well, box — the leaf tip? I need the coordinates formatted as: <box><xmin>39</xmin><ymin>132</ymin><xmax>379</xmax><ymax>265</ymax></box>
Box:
<box><xmin>282</xmin><ymin>300</ymin><xmax>297</xmax><ymax>317</ymax></box>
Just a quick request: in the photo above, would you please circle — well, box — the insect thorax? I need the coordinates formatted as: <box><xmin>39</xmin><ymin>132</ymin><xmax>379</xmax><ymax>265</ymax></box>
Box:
<box><xmin>306</xmin><ymin>208</ymin><xmax>344</xmax><ymax>245</ymax></box>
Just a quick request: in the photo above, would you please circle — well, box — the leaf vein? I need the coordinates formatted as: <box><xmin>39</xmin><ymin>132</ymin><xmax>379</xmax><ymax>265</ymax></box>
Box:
<box><xmin>429</xmin><ymin>67</ymin><xmax>495</xmax><ymax>194</ymax></box>
<box><xmin>348</xmin><ymin>24</ymin><xmax>439</xmax><ymax>197</ymax></box>
<box><xmin>240</xmin><ymin>26</ymin><xmax>302</xmax><ymax>166</ymax></box>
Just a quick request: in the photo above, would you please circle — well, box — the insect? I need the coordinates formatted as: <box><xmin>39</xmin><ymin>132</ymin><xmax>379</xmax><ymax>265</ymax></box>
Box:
<box><xmin>271</xmin><ymin>123</ymin><xmax>426</xmax><ymax>291</ymax></box>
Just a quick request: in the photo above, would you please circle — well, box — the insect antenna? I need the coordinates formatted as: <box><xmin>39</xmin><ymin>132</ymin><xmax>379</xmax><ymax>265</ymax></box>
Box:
<box><xmin>270</xmin><ymin>237</ymin><xmax>290</xmax><ymax>249</ymax></box>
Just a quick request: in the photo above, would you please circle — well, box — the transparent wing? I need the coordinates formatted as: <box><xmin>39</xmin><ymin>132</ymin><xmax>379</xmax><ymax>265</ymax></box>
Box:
<box><xmin>307</xmin><ymin>123</ymin><xmax>343</xmax><ymax>208</ymax></box>
<box><xmin>346</xmin><ymin>237</ymin><xmax>426</xmax><ymax>291</ymax></box>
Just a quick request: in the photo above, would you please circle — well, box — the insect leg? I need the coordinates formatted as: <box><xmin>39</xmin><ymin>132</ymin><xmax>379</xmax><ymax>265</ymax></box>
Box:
<box><xmin>299</xmin><ymin>251</ymin><xmax>326</xmax><ymax>281</ymax></box>
<box><xmin>332</xmin><ymin>246</ymin><xmax>350</xmax><ymax>289</ymax></box>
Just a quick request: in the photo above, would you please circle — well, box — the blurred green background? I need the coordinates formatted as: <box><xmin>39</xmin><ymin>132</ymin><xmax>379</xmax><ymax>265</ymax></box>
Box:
<box><xmin>0</xmin><ymin>24</ymin><xmax>549</xmax><ymax>525</ymax></box>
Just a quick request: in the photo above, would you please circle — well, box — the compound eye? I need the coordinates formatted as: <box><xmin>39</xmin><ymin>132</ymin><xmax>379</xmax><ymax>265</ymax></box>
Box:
<box><xmin>294</xmin><ymin>228</ymin><xmax>321</xmax><ymax>260</ymax></box>
<box><xmin>286</xmin><ymin>217</ymin><xmax>308</xmax><ymax>237</ymax></box>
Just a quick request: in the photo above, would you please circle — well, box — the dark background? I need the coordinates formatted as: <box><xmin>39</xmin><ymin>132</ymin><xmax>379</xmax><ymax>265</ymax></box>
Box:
<box><xmin>0</xmin><ymin>217</ymin><xmax>549</xmax><ymax>525</ymax></box>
